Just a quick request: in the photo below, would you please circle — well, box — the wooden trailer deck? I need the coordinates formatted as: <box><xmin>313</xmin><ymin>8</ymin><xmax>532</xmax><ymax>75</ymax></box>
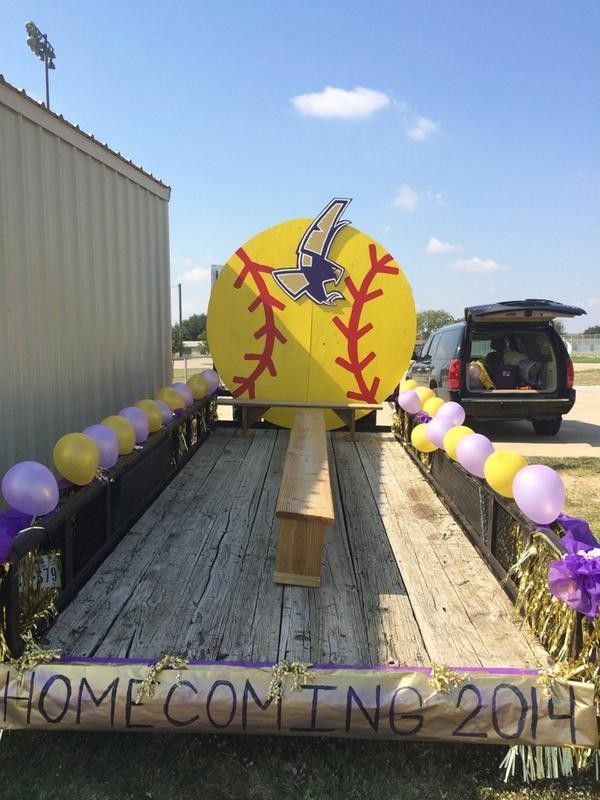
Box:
<box><xmin>44</xmin><ymin>428</ymin><xmax>549</xmax><ymax>671</ymax></box>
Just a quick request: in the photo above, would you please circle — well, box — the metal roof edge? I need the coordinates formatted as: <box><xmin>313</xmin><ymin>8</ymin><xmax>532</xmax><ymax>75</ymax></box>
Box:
<box><xmin>0</xmin><ymin>74</ymin><xmax>171</xmax><ymax>201</ymax></box>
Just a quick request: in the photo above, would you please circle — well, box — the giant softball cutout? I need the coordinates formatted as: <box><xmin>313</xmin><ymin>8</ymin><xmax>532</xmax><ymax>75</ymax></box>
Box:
<box><xmin>207</xmin><ymin>199</ymin><xmax>416</xmax><ymax>429</ymax></box>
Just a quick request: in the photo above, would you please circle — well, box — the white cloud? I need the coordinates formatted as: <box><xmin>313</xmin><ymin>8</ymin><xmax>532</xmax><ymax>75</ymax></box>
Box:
<box><xmin>291</xmin><ymin>86</ymin><xmax>390</xmax><ymax>119</ymax></box>
<box><xmin>392</xmin><ymin>184</ymin><xmax>419</xmax><ymax>211</ymax></box>
<box><xmin>451</xmin><ymin>257</ymin><xmax>506</xmax><ymax>273</ymax></box>
<box><xmin>406</xmin><ymin>115</ymin><xmax>439</xmax><ymax>141</ymax></box>
<box><xmin>182</xmin><ymin>266</ymin><xmax>210</xmax><ymax>283</ymax></box>
<box><xmin>426</xmin><ymin>237</ymin><xmax>460</xmax><ymax>254</ymax></box>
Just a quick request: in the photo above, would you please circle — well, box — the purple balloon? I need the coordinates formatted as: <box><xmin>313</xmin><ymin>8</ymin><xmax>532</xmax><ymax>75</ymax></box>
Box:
<box><xmin>1</xmin><ymin>461</ymin><xmax>59</xmax><ymax>517</ymax></box>
<box><xmin>202</xmin><ymin>369</ymin><xmax>220</xmax><ymax>395</ymax></box>
<box><xmin>155</xmin><ymin>399</ymin><xmax>173</xmax><ymax>425</ymax></box>
<box><xmin>456</xmin><ymin>433</ymin><xmax>495</xmax><ymax>478</ymax></box>
<box><xmin>172</xmin><ymin>382</ymin><xmax>194</xmax><ymax>407</ymax></box>
<box><xmin>119</xmin><ymin>406</ymin><xmax>150</xmax><ymax>444</ymax></box>
<box><xmin>425</xmin><ymin>416</ymin><xmax>454</xmax><ymax>448</ymax></box>
<box><xmin>83</xmin><ymin>424</ymin><xmax>119</xmax><ymax>469</ymax></box>
<box><xmin>513</xmin><ymin>465</ymin><xmax>566</xmax><ymax>525</ymax></box>
<box><xmin>436</xmin><ymin>401</ymin><xmax>466</xmax><ymax>427</ymax></box>
<box><xmin>397</xmin><ymin>389</ymin><xmax>421</xmax><ymax>415</ymax></box>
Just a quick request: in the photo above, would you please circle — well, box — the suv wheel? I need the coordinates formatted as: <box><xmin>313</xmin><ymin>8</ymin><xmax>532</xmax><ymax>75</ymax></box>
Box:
<box><xmin>531</xmin><ymin>418</ymin><xmax>562</xmax><ymax>436</ymax></box>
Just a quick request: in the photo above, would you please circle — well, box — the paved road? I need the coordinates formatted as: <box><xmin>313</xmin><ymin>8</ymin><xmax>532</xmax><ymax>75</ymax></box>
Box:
<box><xmin>482</xmin><ymin>386</ymin><xmax>600</xmax><ymax>458</ymax></box>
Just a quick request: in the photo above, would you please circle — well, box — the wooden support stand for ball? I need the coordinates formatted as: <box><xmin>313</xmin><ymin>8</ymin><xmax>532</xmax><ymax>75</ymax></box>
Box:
<box><xmin>273</xmin><ymin>408</ymin><xmax>334</xmax><ymax>587</ymax></box>
<box><xmin>216</xmin><ymin>398</ymin><xmax>382</xmax><ymax>440</ymax></box>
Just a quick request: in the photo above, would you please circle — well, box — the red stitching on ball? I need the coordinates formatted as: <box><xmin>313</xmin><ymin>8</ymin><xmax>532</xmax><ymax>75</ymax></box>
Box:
<box><xmin>231</xmin><ymin>247</ymin><xmax>287</xmax><ymax>399</ymax></box>
<box><xmin>333</xmin><ymin>243</ymin><xmax>399</xmax><ymax>403</ymax></box>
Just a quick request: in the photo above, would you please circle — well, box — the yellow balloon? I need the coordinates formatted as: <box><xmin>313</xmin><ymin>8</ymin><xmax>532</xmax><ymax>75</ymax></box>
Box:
<box><xmin>484</xmin><ymin>451</ymin><xmax>528</xmax><ymax>498</ymax></box>
<box><xmin>53</xmin><ymin>433</ymin><xmax>99</xmax><ymax>486</ymax></box>
<box><xmin>414</xmin><ymin>387</ymin><xmax>435</xmax><ymax>406</ymax></box>
<box><xmin>134</xmin><ymin>399</ymin><xmax>163</xmax><ymax>433</ymax></box>
<box><xmin>423</xmin><ymin>397</ymin><xmax>445</xmax><ymax>417</ymax></box>
<box><xmin>411</xmin><ymin>423</ymin><xmax>438</xmax><ymax>453</ymax></box>
<box><xmin>400</xmin><ymin>378</ymin><xmax>417</xmax><ymax>391</ymax></box>
<box><xmin>187</xmin><ymin>373</ymin><xmax>209</xmax><ymax>400</ymax></box>
<box><xmin>101</xmin><ymin>415</ymin><xmax>135</xmax><ymax>455</ymax></box>
<box><xmin>157</xmin><ymin>386</ymin><xmax>186</xmax><ymax>411</ymax></box>
<box><xmin>443</xmin><ymin>426</ymin><xmax>474</xmax><ymax>461</ymax></box>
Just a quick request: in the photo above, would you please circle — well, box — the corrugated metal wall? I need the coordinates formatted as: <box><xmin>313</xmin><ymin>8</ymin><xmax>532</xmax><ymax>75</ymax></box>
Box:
<box><xmin>0</xmin><ymin>80</ymin><xmax>172</xmax><ymax>483</ymax></box>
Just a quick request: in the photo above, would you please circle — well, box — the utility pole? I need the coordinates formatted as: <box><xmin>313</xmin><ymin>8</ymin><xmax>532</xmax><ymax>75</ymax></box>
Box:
<box><xmin>25</xmin><ymin>21</ymin><xmax>56</xmax><ymax>110</ymax></box>
<box><xmin>178</xmin><ymin>283</ymin><xmax>183</xmax><ymax>357</ymax></box>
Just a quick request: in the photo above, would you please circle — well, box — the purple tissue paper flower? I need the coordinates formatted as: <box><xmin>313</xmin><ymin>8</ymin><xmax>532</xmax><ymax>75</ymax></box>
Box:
<box><xmin>548</xmin><ymin>515</ymin><xmax>600</xmax><ymax>618</ymax></box>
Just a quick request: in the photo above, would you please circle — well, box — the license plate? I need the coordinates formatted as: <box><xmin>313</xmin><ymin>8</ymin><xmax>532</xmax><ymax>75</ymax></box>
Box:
<box><xmin>18</xmin><ymin>554</ymin><xmax>62</xmax><ymax>592</ymax></box>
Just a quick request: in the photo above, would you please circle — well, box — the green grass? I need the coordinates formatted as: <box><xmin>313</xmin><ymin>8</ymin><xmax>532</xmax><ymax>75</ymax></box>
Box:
<box><xmin>531</xmin><ymin>458</ymin><xmax>600</xmax><ymax>533</ymax></box>
<box><xmin>0</xmin><ymin>732</ymin><xmax>598</xmax><ymax>800</ymax></box>
<box><xmin>572</xmin><ymin>355</ymin><xmax>600</xmax><ymax>363</ymax></box>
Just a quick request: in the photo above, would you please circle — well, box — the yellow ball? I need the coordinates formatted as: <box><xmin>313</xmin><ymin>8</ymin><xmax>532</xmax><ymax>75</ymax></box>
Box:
<box><xmin>157</xmin><ymin>386</ymin><xmax>186</xmax><ymax>411</ymax></box>
<box><xmin>484</xmin><ymin>450</ymin><xmax>528</xmax><ymax>498</ymax></box>
<box><xmin>134</xmin><ymin>399</ymin><xmax>163</xmax><ymax>433</ymax></box>
<box><xmin>411</xmin><ymin>423</ymin><xmax>438</xmax><ymax>453</ymax></box>
<box><xmin>443</xmin><ymin>426</ymin><xmax>474</xmax><ymax>461</ymax></box>
<box><xmin>187</xmin><ymin>373</ymin><xmax>209</xmax><ymax>400</ymax></box>
<box><xmin>423</xmin><ymin>397</ymin><xmax>445</xmax><ymax>417</ymax></box>
<box><xmin>414</xmin><ymin>387</ymin><xmax>435</xmax><ymax>406</ymax></box>
<box><xmin>400</xmin><ymin>378</ymin><xmax>417</xmax><ymax>391</ymax></box>
<box><xmin>101</xmin><ymin>415</ymin><xmax>136</xmax><ymax>455</ymax></box>
<box><xmin>53</xmin><ymin>433</ymin><xmax>99</xmax><ymax>486</ymax></box>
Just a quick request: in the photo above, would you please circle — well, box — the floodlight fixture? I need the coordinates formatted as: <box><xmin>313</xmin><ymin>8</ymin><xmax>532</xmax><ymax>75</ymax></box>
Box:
<box><xmin>24</xmin><ymin>21</ymin><xmax>56</xmax><ymax>109</ymax></box>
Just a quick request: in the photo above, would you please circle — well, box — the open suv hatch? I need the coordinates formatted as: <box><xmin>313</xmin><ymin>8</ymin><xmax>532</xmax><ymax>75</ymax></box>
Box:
<box><xmin>407</xmin><ymin>299</ymin><xmax>586</xmax><ymax>435</ymax></box>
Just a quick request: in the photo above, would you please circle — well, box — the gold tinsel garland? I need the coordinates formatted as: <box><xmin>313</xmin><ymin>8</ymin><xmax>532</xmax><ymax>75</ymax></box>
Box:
<box><xmin>267</xmin><ymin>660</ymin><xmax>314</xmax><ymax>703</ymax></box>
<box><xmin>135</xmin><ymin>655</ymin><xmax>189</xmax><ymax>703</ymax></box>
<box><xmin>0</xmin><ymin>563</ymin><xmax>12</xmax><ymax>663</ymax></box>
<box><xmin>9</xmin><ymin>630</ymin><xmax>61</xmax><ymax>689</ymax></box>
<box><xmin>207</xmin><ymin>397</ymin><xmax>219</xmax><ymax>428</ymax></box>
<box><xmin>428</xmin><ymin>663</ymin><xmax>469</xmax><ymax>694</ymax></box>
<box><xmin>16</xmin><ymin>548</ymin><xmax>62</xmax><ymax>635</ymax></box>
<box><xmin>506</xmin><ymin>528</ymin><xmax>600</xmax><ymax>779</ymax></box>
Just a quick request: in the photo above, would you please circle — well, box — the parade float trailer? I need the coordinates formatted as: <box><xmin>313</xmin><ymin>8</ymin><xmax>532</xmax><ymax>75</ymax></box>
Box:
<box><xmin>0</xmin><ymin>116</ymin><xmax>597</xmax><ymax>777</ymax></box>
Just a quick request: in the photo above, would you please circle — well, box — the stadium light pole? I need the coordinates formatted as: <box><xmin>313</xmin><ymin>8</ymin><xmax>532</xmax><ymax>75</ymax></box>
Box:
<box><xmin>25</xmin><ymin>21</ymin><xmax>56</xmax><ymax>110</ymax></box>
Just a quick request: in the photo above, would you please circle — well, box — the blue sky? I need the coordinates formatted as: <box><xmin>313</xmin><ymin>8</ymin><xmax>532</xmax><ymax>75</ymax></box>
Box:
<box><xmin>3</xmin><ymin>1</ymin><xmax>599</xmax><ymax>329</ymax></box>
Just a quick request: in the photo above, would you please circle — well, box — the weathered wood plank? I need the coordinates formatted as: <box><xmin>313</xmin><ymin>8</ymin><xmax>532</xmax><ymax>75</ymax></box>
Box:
<box><xmin>278</xmin><ymin>437</ymin><xmax>371</xmax><ymax>666</ymax></box>
<box><xmin>330</xmin><ymin>434</ymin><xmax>428</xmax><ymax>666</ymax></box>
<box><xmin>157</xmin><ymin>430</ymin><xmax>280</xmax><ymax>660</ymax></box>
<box><xmin>44</xmin><ymin>428</ymin><xmax>238</xmax><ymax>654</ymax></box>
<box><xmin>358</xmin><ymin>434</ymin><xmax>548</xmax><ymax>667</ymax></box>
<box><xmin>46</xmin><ymin>426</ymin><xmax>550</xmax><ymax>672</ymax></box>
<box><xmin>89</xmin><ymin>430</ymin><xmax>275</xmax><ymax>658</ymax></box>
<box><xmin>214</xmin><ymin>431</ymin><xmax>288</xmax><ymax>662</ymax></box>
<box><xmin>130</xmin><ymin>427</ymin><xmax>247</xmax><ymax>534</ymax></box>
<box><xmin>276</xmin><ymin>409</ymin><xmax>334</xmax><ymax>524</ymax></box>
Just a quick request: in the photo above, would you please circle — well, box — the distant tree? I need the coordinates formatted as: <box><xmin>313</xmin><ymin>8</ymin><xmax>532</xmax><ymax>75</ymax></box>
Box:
<box><xmin>417</xmin><ymin>310</ymin><xmax>457</xmax><ymax>340</ymax></box>
<box><xmin>172</xmin><ymin>314</ymin><xmax>208</xmax><ymax>354</ymax></box>
<box><xmin>553</xmin><ymin>319</ymin><xmax>567</xmax><ymax>336</ymax></box>
<box><xmin>584</xmin><ymin>325</ymin><xmax>600</xmax><ymax>335</ymax></box>
<box><xmin>181</xmin><ymin>313</ymin><xmax>207</xmax><ymax>341</ymax></box>
<box><xmin>171</xmin><ymin>322</ymin><xmax>181</xmax><ymax>354</ymax></box>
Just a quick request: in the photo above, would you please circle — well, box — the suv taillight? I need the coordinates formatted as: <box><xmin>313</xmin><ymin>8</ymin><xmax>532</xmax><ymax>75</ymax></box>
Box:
<box><xmin>448</xmin><ymin>358</ymin><xmax>461</xmax><ymax>390</ymax></box>
<box><xmin>566</xmin><ymin>358</ymin><xmax>574</xmax><ymax>389</ymax></box>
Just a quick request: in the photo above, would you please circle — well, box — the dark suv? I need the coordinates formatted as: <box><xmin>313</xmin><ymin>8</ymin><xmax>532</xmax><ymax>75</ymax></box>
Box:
<box><xmin>407</xmin><ymin>299</ymin><xmax>585</xmax><ymax>435</ymax></box>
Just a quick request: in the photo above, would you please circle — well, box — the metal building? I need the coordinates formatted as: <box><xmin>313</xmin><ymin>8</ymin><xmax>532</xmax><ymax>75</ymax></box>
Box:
<box><xmin>0</xmin><ymin>76</ymin><xmax>172</xmax><ymax>483</ymax></box>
